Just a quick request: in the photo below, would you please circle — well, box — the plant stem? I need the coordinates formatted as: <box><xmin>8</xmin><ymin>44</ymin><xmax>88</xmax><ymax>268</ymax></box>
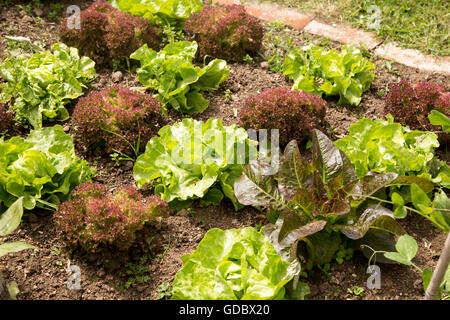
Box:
<box><xmin>425</xmin><ymin>232</ymin><xmax>450</xmax><ymax>300</ymax></box>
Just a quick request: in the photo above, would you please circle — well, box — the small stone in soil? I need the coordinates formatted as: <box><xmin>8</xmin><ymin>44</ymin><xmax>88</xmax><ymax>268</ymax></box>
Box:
<box><xmin>112</xmin><ymin>71</ymin><xmax>123</xmax><ymax>83</ymax></box>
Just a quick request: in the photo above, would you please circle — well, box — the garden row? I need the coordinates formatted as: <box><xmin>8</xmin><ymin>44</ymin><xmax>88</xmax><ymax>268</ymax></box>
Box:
<box><xmin>0</xmin><ymin>0</ymin><xmax>449</xmax><ymax>300</ymax></box>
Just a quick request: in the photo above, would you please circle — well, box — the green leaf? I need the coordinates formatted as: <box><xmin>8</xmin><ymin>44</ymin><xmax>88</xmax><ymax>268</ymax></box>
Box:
<box><xmin>422</xmin><ymin>267</ymin><xmax>433</xmax><ymax>292</ymax></box>
<box><xmin>383</xmin><ymin>252</ymin><xmax>412</xmax><ymax>266</ymax></box>
<box><xmin>383</xmin><ymin>234</ymin><xmax>417</xmax><ymax>265</ymax></box>
<box><xmin>0</xmin><ymin>197</ymin><xmax>23</xmax><ymax>236</ymax></box>
<box><xmin>395</xmin><ymin>235</ymin><xmax>418</xmax><ymax>261</ymax></box>
<box><xmin>428</xmin><ymin>110</ymin><xmax>450</xmax><ymax>132</ymax></box>
<box><xmin>0</xmin><ymin>241</ymin><xmax>36</xmax><ymax>258</ymax></box>
<box><xmin>411</xmin><ymin>183</ymin><xmax>431</xmax><ymax>211</ymax></box>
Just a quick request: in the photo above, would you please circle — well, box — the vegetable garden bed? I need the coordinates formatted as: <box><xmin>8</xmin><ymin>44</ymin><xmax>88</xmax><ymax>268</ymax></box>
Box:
<box><xmin>0</xmin><ymin>0</ymin><xmax>449</xmax><ymax>301</ymax></box>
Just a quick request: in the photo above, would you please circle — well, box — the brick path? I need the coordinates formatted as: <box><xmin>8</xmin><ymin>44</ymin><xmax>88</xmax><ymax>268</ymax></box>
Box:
<box><xmin>211</xmin><ymin>0</ymin><xmax>450</xmax><ymax>75</ymax></box>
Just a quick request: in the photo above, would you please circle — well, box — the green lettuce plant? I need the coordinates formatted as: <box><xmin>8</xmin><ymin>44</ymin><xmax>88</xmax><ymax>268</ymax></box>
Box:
<box><xmin>111</xmin><ymin>0</ymin><xmax>203</xmax><ymax>30</ymax></box>
<box><xmin>0</xmin><ymin>43</ymin><xmax>96</xmax><ymax>129</ymax></box>
<box><xmin>234</xmin><ymin>129</ymin><xmax>416</xmax><ymax>268</ymax></box>
<box><xmin>334</xmin><ymin>115</ymin><xmax>449</xmax><ymax>186</ymax></box>
<box><xmin>133</xmin><ymin>118</ymin><xmax>257</xmax><ymax>210</ymax></box>
<box><xmin>171</xmin><ymin>227</ymin><xmax>302</xmax><ymax>300</ymax></box>
<box><xmin>0</xmin><ymin>125</ymin><xmax>93</xmax><ymax>215</ymax></box>
<box><xmin>281</xmin><ymin>44</ymin><xmax>375</xmax><ymax>106</ymax></box>
<box><xmin>130</xmin><ymin>41</ymin><xmax>229</xmax><ymax>114</ymax></box>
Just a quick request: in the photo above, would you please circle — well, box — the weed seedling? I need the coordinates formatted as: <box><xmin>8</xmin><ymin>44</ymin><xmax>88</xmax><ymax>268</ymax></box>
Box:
<box><xmin>347</xmin><ymin>285</ymin><xmax>365</xmax><ymax>297</ymax></box>
<box><xmin>157</xmin><ymin>282</ymin><xmax>173</xmax><ymax>300</ymax></box>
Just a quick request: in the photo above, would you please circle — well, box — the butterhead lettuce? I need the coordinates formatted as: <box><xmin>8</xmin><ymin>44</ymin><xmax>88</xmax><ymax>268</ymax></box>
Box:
<box><xmin>171</xmin><ymin>227</ymin><xmax>295</xmax><ymax>300</ymax></box>
<box><xmin>133</xmin><ymin>118</ymin><xmax>257</xmax><ymax>210</ymax></box>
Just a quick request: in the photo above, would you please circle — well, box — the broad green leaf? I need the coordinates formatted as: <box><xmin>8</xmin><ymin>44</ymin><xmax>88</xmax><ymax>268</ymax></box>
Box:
<box><xmin>112</xmin><ymin>0</ymin><xmax>204</xmax><ymax>28</ymax></box>
<box><xmin>422</xmin><ymin>267</ymin><xmax>433</xmax><ymax>292</ymax></box>
<box><xmin>0</xmin><ymin>197</ymin><xmax>23</xmax><ymax>236</ymax></box>
<box><xmin>428</xmin><ymin>110</ymin><xmax>450</xmax><ymax>132</ymax></box>
<box><xmin>383</xmin><ymin>252</ymin><xmax>412</xmax><ymax>266</ymax></box>
<box><xmin>391</xmin><ymin>192</ymin><xmax>407</xmax><ymax>218</ymax></box>
<box><xmin>0</xmin><ymin>241</ymin><xmax>36</xmax><ymax>258</ymax></box>
<box><xmin>356</xmin><ymin>229</ymin><xmax>398</xmax><ymax>264</ymax></box>
<box><xmin>384</xmin><ymin>234</ymin><xmax>418</xmax><ymax>265</ymax></box>
<box><xmin>411</xmin><ymin>183</ymin><xmax>431</xmax><ymax>212</ymax></box>
<box><xmin>391</xmin><ymin>176</ymin><xmax>434</xmax><ymax>193</ymax></box>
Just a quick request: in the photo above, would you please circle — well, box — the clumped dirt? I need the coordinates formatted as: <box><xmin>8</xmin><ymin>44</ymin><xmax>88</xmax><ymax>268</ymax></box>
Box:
<box><xmin>0</xmin><ymin>1</ymin><xmax>449</xmax><ymax>301</ymax></box>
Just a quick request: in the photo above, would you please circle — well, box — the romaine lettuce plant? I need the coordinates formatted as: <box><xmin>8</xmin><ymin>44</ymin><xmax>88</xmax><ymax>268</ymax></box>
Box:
<box><xmin>171</xmin><ymin>227</ymin><xmax>298</xmax><ymax>300</ymax></box>
<box><xmin>0</xmin><ymin>125</ymin><xmax>93</xmax><ymax>214</ymax></box>
<box><xmin>0</xmin><ymin>43</ymin><xmax>96</xmax><ymax>129</ymax></box>
<box><xmin>133</xmin><ymin>118</ymin><xmax>257</xmax><ymax>210</ymax></box>
<box><xmin>130</xmin><ymin>41</ymin><xmax>229</xmax><ymax>114</ymax></box>
<box><xmin>334</xmin><ymin>115</ymin><xmax>449</xmax><ymax>186</ymax></box>
<box><xmin>281</xmin><ymin>44</ymin><xmax>375</xmax><ymax>106</ymax></box>
<box><xmin>111</xmin><ymin>0</ymin><xmax>203</xmax><ymax>30</ymax></box>
<box><xmin>234</xmin><ymin>129</ymin><xmax>410</xmax><ymax>268</ymax></box>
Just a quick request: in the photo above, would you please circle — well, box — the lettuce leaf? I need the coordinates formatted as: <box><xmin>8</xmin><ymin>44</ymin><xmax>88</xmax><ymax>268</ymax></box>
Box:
<box><xmin>133</xmin><ymin>118</ymin><xmax>257</xmax><ymax>210</ymax></box>
<box><xmin>0</xmin><ymin>43</ymin><xmax>96</xmax><ymax>129</ymax></box>
<box><xmin>130</xmin><ymin>41</ymin><xmax>229</xmax><ymax>114</ymax></box>
<box><xmin>111</xmin><ymin>0</ymin><xmax>203</xmax><ymax>29</ymax></box>
<box><xmin>0</xmin><ymin>125</ymin><xmax>93</xmax><ymax>213</ymax></box>
<box><xmin>171</xmin><ymin>227</ymin><xmax>295</xmax><ymax>300</ymax></box>
<box><xmin>282</xmin><ymin>44</ymin><xmax>375</xmax><ymax>106</ymax></box>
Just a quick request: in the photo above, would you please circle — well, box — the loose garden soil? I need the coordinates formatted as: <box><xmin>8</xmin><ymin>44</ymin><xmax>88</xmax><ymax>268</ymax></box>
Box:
<box><xmin>0</xmin><ymin>0</ymin><xmax>449</xmax><ymax>300</ymax></box>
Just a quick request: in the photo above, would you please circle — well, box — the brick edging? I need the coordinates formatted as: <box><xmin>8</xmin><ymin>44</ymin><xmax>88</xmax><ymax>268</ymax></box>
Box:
<box><xmin>211</xmin><ymin>0</ymin><xmax>450</xmax><ymax>76</ymax></box>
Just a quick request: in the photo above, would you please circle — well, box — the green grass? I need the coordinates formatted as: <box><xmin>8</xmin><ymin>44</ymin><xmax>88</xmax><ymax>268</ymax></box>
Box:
<box><xmin>262</xmin><ymin>0</ymin><xmax>449</xmax><ymax>56</ymax></box>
